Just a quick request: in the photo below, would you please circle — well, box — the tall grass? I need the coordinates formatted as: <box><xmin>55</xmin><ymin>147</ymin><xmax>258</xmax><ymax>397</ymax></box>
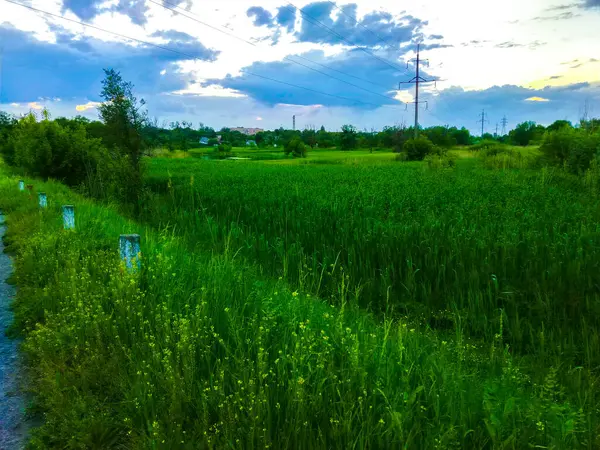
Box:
<box><xmin>142</xmin><ymin>158</ymin><xmax>600</xmax><ymax>370</ymax></box>
<box><xmin>1</xmin><ymin>163</ymin><xmax>599</xmax><ymax>448</ymax></box>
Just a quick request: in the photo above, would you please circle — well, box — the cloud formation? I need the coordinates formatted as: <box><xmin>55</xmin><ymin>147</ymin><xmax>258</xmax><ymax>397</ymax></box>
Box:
<box><xmin>206</xmin><ymin>48</ymin><xmax>411</xmax><ymax>108</ymax></box>
<box><xmin>244</xmin><ymin>2</ymin><xmax>429</xmax><ymax>49</ymax></box>
<box><xmin>63</xmin><ymin>0</ymin><xmax>149</xmax><ymax>25</ymax></box>
<box><xmin>75</xmin><ymin>101</ymin><xmax>103</xmax><ymax>111</ymax></box>
<box><xmin>0</xmin><ymin>23</ymin><xmax>217</xmax><ymax>103</ymax></box>
<box><xmin>247</xmin><ymin>6</ymin><xmax>274</xmax><ymax>27</ymax></box>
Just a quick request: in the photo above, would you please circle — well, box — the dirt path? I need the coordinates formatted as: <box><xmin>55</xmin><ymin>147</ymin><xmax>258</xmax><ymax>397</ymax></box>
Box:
<box><xmin>0</xmin><ymin>214</ymin><xmax>28</xmax><ymax>449</ymax></box>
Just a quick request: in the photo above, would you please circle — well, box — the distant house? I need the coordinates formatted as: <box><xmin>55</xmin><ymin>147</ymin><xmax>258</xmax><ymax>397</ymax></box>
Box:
<box><xmin>246</xmin><ymin>140</ymin><xmax>257</xmax><ymax>147</ymax></box>
<box><xmin>231</xmin><ymin>127</ymin><xmax>264</xmax><ymax>136</ymax></box>
<box><xmin>199</xmin><ymin>137</ymin><xmax>210</xmax><ymax>146</ymax></box>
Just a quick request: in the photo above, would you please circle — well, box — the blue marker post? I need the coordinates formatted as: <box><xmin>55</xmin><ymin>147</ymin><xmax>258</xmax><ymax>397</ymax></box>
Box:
<box><xmin>119</xmin><ymin>234</ymin><xmax>141</xmax><ymax>272</ymax></box>
<box><xmin>18</xmin><ymin>180</ymin><xmax>24</xmax><ymax>191</ymax></box>
<box><xmin>62</xmin><ymin>205</ymin><xmax>75</xmax><ymax>230</ymax></box>
<box><xmin>38</xmin><ymin>192</ymin><xmax>47</xmax><ymax>208</ymax></box>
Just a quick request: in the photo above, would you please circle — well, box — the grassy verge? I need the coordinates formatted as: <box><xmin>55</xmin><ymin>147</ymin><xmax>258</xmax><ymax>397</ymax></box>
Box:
<box><xmin>1</xmin><ymin>163</ymin><xmax>598</xmax><ymax>448</ymax></box>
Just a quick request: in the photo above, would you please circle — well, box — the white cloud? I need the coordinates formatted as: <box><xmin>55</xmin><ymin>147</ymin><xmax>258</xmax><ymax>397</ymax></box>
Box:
<box><xmin>1</xmin><ymin>0</ymin><xmax>598</xmax><ymax>129</ymax></box>
<box><xmin>256</xmin><ymin>116</ymin><xmax>263</xmax><ymax>121</ymax></box>
<box><xmin>28</xmin><ymin>102</ymin><xmax>43</xmax><ymax>110</ymax></box>
<box><xmin>75</xmin><ymin>101</ymin><xmax>103</xmax><ymax>112</ymax></box>
<box><xmin>173</xmin><ymin>84</ymin><xmax>247</xmax><ymax>98</ymax></box>
<box><xmin>525</xmin><ymin>96</ymin><xmax>550</xmax><ymax>102</ymax></box>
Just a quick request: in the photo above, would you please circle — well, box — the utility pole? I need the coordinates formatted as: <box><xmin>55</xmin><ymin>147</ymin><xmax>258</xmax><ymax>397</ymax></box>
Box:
<box><xmin>501</xmin><ymin>115</ymin><xmax>508</xmax><ymax>135</ymax></box>
<box><xmin>477</xmin><ymin>110</ymin><xmax>489</xmax><ymax>137</ymax></box>
<box><xmin>400</xmin><ymin>44</ymin><xmax>436</xmax><ymax>138</ymax></box>
<box><xmin>293</xmin><ymin>115</ymin><xmax>296</xmax><ymax>131</ymax></box>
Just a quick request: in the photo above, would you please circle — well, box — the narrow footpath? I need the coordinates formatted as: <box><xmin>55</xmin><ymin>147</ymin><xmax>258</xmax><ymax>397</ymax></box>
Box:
<box><xmin>0</xmin><ymin>213</ymin><xmax>28</xmax><ymax>449</ymax></box>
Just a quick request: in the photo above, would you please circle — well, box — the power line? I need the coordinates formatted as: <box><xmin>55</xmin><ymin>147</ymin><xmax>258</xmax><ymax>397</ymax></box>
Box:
<box><xmin>284</xmin><ymin>56</ymin><xmax>399</xmax><ymax>103</ymax></box>
<box><xmin>3</xmin><ymin>0</ymin><xmax>397</xmax><ymax>110</ymax></box>
<box><xmin>150</xmin><ymin>0</ymin><xmax>263</xmax><ymax>47</ymax></box>
<box><xmin>3</xmin><ymin>0</ymin><xmax>207</xmax><ymax>62</ymax></box>
<box><xmin>399</xmin><ymin>44</ymin><xmax>436</xmax><ymax>138</ymax></box>
<box><xmin>501</xmin><ymin>115</ymin><xmax>508</xmax><ymax>135</ymax></box>
<box><xmin>477</xmin><ymin>109</ymin><xmax>489</xmax><ymax>137</ymax></box>
<box><xmin>152</xmin><ymin>0</ymin><xmax>401</xmax><ymax>103</ymax></box>
<box><xmin>288</xmin><ymin>53</ymin><xmax>394</xmax><ymax>91</ymax></box>
<box><xmin>285</xmin><ymin>3</ymin><xmax>407</xmax><ymax>74</ymax></box>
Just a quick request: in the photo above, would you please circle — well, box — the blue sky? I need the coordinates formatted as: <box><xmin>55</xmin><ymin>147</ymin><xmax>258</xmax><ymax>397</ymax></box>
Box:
<box><xmin>0</xmin><ymin>0</ymin><xmax>599</xmax><ymax>133</ymax></box>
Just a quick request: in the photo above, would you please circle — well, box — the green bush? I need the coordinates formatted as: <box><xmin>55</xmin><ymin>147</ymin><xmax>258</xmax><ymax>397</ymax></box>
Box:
<box><xmin>470</xmin><ymin>140</ymin><xmax>507</xmax><ymax>154</ymax></box>
<box><xmin>403</xmin><ymin>137</ymin><xmax>436</xmax><ymax>161</ymax></box>
<box><xmin>218</xmin><ymin>142</ymin><xmax>233</xmax><ymax>153</ymax></box>
<box><xmin>425</xmin><ymin>154</ymin><xmax>455</xmax><ymax>170</ymax></box>
<box><xmin>541</xmin><ymin>127</ymin><xmax>600</xmax><ymax>174</ymax></box>
<box><xmin>284</xmin><ymin>138</ymin><xmax>307</xmax><ymax>157</ymax></box>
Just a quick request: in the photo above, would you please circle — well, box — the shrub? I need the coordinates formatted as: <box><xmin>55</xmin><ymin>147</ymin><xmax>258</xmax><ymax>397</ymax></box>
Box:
<box><xmin>403</xmin><ymin>137</ymin><xmax>435</xmax><ymax>161</ymax></box>
<box><xmin>470</xmin><ymin>140</ymin><xmax>507</xmax><ymax>154</ymax></box>
<box><xmin>541</xmin><ymin>128</ymin><xmax>600</xmax><ymax>174</ymax></box>
<box><xmin>284</xmin><ymin>138</ymin><xmax>307</xmax><ymax>157</ymax></box>
<box><xmin>425</xmin><ymin>154</ymin><xmax>456</xmax><ymax>170</ymax></box>
<box><xmin>218</xmin><ymin>142</ymin><xmax>233</xmax><ymax>153</ymax></box>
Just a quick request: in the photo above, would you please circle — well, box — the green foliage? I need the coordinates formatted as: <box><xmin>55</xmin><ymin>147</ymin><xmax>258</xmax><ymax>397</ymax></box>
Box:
<box><xmin>424</xmin><ymin>153</ymin><xmax>455</xmax><ymax>170</ymax></box>
<box><xmin>452</xmin><ymin>126</ymin><xmax>472</xmax><ymax>145</ymax></box>
<box><xmin>509</xmin><ymin>121</ymin><xmax>546</xmax><ymax>146</ymax></box>
<box><xmin>2</xmin><ymin>167</ymin><xmax>599</xmax><ymax>449</ymax></box>
<box><xmin>217</xmin><ymin>142</ymin><xmax>233</xmax><ymax>153</ymax></box>
<box><xmin>541</xmin><ymin>127</ymin><xmax>600</xmax><ymax>173</ymax></box>
<box><xmin>547</xmin><ymin>119</ymin><xmax>573</xmax><ymax>132</ymax></box>
<box><xmin>99</xmin><ymin>68</ymin><xmax>147</xmax><ymax>205</ymax></box>
<box><xmin>0</xmin><ymin>111</ymin><xmax>17</xmax><ymax>164</ymax></box>
<box><xmin>470</xmin><ymin>140</ymin><xmax>509</xmax><ymax>153</ymax></box>
<box><xmin>284</xmin><ymin>138</ymin><xmax>307</xmax><ymax>157</ymax></box>
<box><xmin>403</xmin><ymin>136</ymin><xmax>435</xmax><ymax>161</ymax></box>
<box><xmin>339</xmin><ymin>124</ymin><xmax>358</xmax><ymax>150</ymax></box>
<box><xmin>0</xmin><ymin>112</ymin><xmax>117</xmax><ymax>191</ymax></box>
<box><xmin>423</xmin><ymin>126</ymin><xmax>458</xmax><ymax>148</ymax></box>
<box><xmin>301</xmin><ymin>127</ymin><xmax>317</xmax><ymax>148</ymax></box>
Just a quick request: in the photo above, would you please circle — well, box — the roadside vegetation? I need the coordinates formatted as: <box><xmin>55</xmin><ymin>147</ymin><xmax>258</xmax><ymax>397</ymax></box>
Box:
<box><xmin>1</xmin><ymin>70</ymin><xmax>600</xmax><ymax>448</ymax></box>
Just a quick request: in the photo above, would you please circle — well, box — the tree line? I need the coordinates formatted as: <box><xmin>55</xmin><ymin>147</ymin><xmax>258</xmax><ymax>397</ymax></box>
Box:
<box><xmin>0</xmin><ymin>69</ymin><xmax>598</xmax><ymax>204</ymax></box>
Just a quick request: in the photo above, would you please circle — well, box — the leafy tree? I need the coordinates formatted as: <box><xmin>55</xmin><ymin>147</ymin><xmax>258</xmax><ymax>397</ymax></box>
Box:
<box><xmin>509</xmin><ymin>121</ymin><xmax>545</xmax><ymax>146</ymax></box>
<box><xmin>284</xmin><ymin>138</ymin><xmax>307</xmax><ymax>157</ymax></box>
<box><xmin>98</xmin><ymin>68</ymin><xmax>147</xmax><ymax>204</ymax></box>
<box><xmin>547</xmin><ymin>120</ymin><xmax>572</xmax><ymax>132</ymax></box>
<box><xmin>340</xmin><ymin>124</ymin><xmax>357</xmax><ymax>150</ymax></box>
<box><xmin>541</xmin><ymin>127</ymin><xmax>600</xmax><ymax>173</ymax></box>
<box><xmin>403</xmin><ymin>137</ymin><xmax>435</xmax><ymax>161</ymax></box>
<box><xmin>302</xmin><ymin>127</ymin><xmax>317</xmax><ymax>148</ymax></box>
<box><xmin>451</xmin><ymin>127</ymin><xmax>471</xmax><ymax>146</ymax></box>
<box><xmin>317</xmin><ymin>128</ymin><xmax>334</xmax><ymax>148</ymax></box>
<box><xmin>0</xmin><ymin>111</ymin><xmax>17</xmax><ymax>164</ymax></box>
<box><xmin>424</xmin><ymin>126</ymin><xmax>457</xmax><ymax>148</ymax></box>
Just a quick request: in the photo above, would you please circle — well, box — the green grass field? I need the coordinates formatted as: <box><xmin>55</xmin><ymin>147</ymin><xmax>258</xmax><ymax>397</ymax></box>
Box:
<box><xmin>2</xmin><ymin>147</ymin><xmax>600</xmax><ymax>448</ymax></box>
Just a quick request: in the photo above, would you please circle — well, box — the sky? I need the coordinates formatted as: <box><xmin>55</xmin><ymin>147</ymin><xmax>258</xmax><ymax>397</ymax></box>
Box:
<box><xmin>0</xmin><ymin>0</ymin><xmax>599</xmax><ymax>133</ymax></box>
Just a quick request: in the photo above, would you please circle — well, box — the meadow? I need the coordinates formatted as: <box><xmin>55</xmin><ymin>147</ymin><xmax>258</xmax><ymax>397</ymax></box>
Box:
<box><xmin>143</xmin><ymin>149</ymin><xmax>600</xmax><ymax>363</ymax></box>
<box><xmin>1</xmin><ymin>146</ymin><xmax>600</xmax><ymax>448</ymax></box>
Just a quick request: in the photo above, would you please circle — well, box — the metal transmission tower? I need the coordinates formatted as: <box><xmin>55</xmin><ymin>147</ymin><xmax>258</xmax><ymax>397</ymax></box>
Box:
<box><xmin>495</xmin><ymin>123</ymin><xmax>499</xmax><ymax>137</ymax></box>
<box><xmin>477</xmin><ymin>110</ymin><xmax>489</xmax><ymax>137</ymax></box>
<box><xmin>501</xmin><ymin>115</ymin><xmax>508</xmax><ymax>135</ymax></box>
<box><xmin>293</xmin><ymin>115</ymin><xmax>296</xmax><ymax>131</ymax></box>
<box><xmin>400</xmin><ymin>44</ymin><xmax>436</xmax><ymax>138</ymax></box>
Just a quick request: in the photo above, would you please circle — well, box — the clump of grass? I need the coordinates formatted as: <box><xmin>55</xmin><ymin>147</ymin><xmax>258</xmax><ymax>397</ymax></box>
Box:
<box><xmin>2</xmin><ymin>169</ymin><xmax>599</xmax><ymax>448</ymax></box>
